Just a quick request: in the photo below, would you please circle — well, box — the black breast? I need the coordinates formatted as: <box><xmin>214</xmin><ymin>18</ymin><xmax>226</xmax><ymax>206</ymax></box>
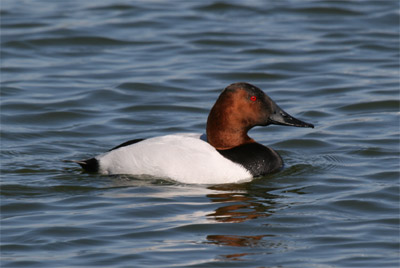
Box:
<box><xmin>217</xmin><ymin>143</ymin><xmax>283</xmax><ymax>177</ymax></box>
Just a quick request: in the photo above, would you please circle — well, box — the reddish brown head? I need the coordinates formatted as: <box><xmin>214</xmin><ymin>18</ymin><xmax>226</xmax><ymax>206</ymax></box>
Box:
<box><xmin>206</xmin><ymin>82</ymin><xmax>313</xmax><ymax>150</ymax></box>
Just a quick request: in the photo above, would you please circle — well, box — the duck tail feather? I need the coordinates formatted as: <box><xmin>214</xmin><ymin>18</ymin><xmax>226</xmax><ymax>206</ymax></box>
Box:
<box><xmin>64</xmin><ymin>158</ymin><xmax>99</xmax><ymax>173</ymax></box>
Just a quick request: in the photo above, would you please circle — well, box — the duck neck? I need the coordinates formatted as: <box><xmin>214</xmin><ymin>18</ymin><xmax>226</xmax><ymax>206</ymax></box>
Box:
<box><xmin>206</xmin><ymin>110</ymin><xmax>255</xmax><ymax>150</ymax></box>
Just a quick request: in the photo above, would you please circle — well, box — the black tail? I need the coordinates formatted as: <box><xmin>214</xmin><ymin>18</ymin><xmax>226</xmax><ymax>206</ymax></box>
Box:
<box><xmin>65</xmin><ymin>158</ymin><xmax>99</xmax><ymax>173</ymax></box>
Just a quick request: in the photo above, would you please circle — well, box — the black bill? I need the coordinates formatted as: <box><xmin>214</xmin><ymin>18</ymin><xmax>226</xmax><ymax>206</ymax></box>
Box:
<box><xmin>268</xmin><ymin>105</ymin><xmax>314</xmax><ymax>128</ymax></box>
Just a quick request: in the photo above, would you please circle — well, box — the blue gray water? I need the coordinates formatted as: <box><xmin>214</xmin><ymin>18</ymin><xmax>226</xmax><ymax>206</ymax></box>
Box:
<box><xmin>1</xmin><ymin>0</ymin><xmax>399</xmax><ymax>267</ymax></box>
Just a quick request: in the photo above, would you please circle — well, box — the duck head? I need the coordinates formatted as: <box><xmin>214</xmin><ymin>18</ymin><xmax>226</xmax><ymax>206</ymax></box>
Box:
<box><xmin>206</xmin><ymin>82</ymin><xmax>314</xmax><ymax>150</ymax></box>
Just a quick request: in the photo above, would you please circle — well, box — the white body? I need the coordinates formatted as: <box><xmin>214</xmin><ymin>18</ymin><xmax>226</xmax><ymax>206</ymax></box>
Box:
<box><xmin>96</xmin><ymin>133</ymin><xmax>252</xmax><ymax>184</ymax></box>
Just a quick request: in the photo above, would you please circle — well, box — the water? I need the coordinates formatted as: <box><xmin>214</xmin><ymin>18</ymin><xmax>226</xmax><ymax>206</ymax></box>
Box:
<box><xmin>1</xmin><ymin>0</ymin><xmax>399</xmax><ymax>267</ymax></box>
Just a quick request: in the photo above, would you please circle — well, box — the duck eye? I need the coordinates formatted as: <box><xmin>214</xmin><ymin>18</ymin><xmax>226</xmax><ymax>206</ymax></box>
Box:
<box><xmin>250</xmin><ymin>96</ymin><xmax>257</xmax><ymax>102</ymax></box>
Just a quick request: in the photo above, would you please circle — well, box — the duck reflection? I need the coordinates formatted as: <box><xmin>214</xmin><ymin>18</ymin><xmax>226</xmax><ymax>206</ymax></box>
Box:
<box><xmin>207</xmin><ymin>234</ymin><xmax>267</xmax><ymax>261</ymax></box>
<box><xmin>206</xmin><ymin>233</ymin><xmax>285</xmax><ymax>261</ymax></box>
<box><xmin>207</xmin><ymin>234</ymin><xmax>267</xmax><ymax>247</ymax></box>
<box><xmin>205</xmin><ymin>182</ymin><xmax>285</xmax><ymax>261</ymax></box>
<box><xmin>206</xmin><ymin>182</ymin><xmax>279</xmax><ymax>223</ymax></box>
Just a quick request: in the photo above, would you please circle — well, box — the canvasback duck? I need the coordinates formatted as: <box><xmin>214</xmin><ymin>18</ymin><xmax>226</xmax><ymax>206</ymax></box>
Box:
<box><xmin>73</xmin><ymin>82</ymin><xmax>314</xmax><ymax>184</ymax></box>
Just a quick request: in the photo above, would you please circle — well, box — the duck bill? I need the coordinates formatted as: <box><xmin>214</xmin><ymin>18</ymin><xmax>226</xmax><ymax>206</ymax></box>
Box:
<box><xmin>268</xmin><ymin>105</ymin><xmax>314</xmax><ymax>128</ymax></box>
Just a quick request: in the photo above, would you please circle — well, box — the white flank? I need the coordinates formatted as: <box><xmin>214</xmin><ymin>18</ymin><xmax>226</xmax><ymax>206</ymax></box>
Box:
<box><xmin>96</xmin><ymin>133</ymin><xmax>252</xmax><ymax>184</ymax></box>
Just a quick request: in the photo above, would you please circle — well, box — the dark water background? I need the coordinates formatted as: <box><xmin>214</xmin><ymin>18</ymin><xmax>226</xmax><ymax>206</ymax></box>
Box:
<box><xmin>1</xmin><ymin>0</ymin><xmax>399</xmax><ymax>267</ymax></box>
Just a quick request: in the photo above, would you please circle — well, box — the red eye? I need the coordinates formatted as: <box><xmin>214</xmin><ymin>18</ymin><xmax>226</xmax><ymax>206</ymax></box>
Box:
<box><xmin>250</xmin><ymin>96</ymin><xmax>257</xmax><ymax>102</ymax></box>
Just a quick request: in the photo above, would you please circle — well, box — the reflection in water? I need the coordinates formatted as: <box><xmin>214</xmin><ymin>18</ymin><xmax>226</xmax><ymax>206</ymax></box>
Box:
<box><xmin>220</xmin><ymin>252</ymin><xmax>252</xmax><ymax>261</ymax></box>
<box><xmin>206</xmin><ymin>195</ymin><xmax>272</xmax><ymax>223</ymax></box>
<box><xmin>207</xmin><ymin>235</ymin><xmax>264</xmax><ymax>261</ymax></box>
<box><xmin>207</xmin><ymin>234</ymin><xmax>283</xmax><ymax>261</ymax></box>
<box><xmin>206</xmin><ymin>183</ymin><xmax>279</xmax><ymax>223</ymax></box>
<box><xmin>205</xmin><ymin>182</ymin><xmax>289</xmax><ymax>261</ymax></box>
<box><xmin>207</xmin><ymin>234</ymin><xmax>267</xmax><ymax>247</ymax></box>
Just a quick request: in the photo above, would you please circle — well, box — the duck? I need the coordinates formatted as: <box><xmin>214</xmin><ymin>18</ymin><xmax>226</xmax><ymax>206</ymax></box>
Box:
<box><xmin>72</xmin><ymin>82</ymin><xmax>314</xmax><ymax>184</ymax></box>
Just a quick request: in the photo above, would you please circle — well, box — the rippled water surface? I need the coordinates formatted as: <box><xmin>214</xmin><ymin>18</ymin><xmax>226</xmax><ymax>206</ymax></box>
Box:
<box><xmin>1</xmin><ymin>0</ymin><xmax>399</xmax><ymax>267</ymax></box>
